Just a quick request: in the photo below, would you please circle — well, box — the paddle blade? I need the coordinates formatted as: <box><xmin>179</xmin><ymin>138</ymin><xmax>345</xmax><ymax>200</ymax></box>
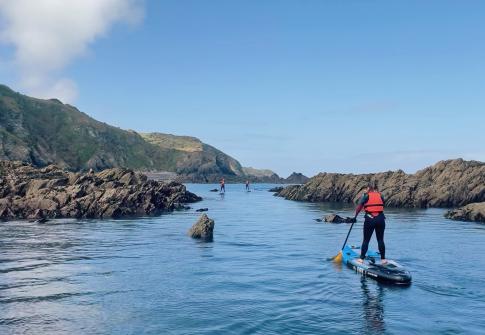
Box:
<box><xmin>330</xmin><ymin>250</ymin><xmax>343</xmax><ymax>263</ymax></box>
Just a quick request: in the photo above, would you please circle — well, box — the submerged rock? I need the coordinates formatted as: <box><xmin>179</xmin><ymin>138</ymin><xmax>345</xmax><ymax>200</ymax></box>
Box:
<box><xmin>196</xmin><ymin>208</ymin><xmax>209</xmax><ymax>212</ymax></box>
<box><xmin>277</xmin><ymin>159</ymin><xmax>485</xmax><ymax>208</ymax></box>
<box><xmin>0</xmin><ymin>161</ymin><xmax>201</xmax><ymax>221</ymax></box>
<box><xmin>210</xmin><ymin>189</ymin><xmax>219</xmax><ymax>192</ymax></box>
<box><xmin>445</xmin><ymin>202</ymin><xmax>485</xmax><ymax>223</ymax></box>
<box><xmin>188</xmin><ymin>214</ymin><xmax>215</xmax><ymax>240</ymax></box>
<box><xmin>324</xmin><ymin>214</ymin><xmax>356</xmax><ymax>224</ymax></box>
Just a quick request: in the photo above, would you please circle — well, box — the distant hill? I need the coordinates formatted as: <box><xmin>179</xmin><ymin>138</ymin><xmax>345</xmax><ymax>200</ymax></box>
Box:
<box><xmin>142</xmin><ymin>133</ymin><xmax>245</xmax><ymax>182</ymax></box>
<box><xmin>285</xmin><ymin>172</ymin><xmax>309</xmax><ymax>184</ymax></box>
<box><xmin>241</xmin><ymin>167</ymin><xmax>309</xmax><ymax>184</ymax></box>
<box><xmin>0</xmin><ymin>84</ymin><xmax>243</xmax><ymax>181</ymax></box>
<box><xmin>242</xmin><ymin>167</ymin><xmax>283</xmax><ymax>183</ymax></box>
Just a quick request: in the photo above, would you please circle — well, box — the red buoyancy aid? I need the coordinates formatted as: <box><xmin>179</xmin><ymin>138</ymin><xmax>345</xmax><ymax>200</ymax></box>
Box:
<box><xmin>364</xmin><ymin>191</ymin><xmax>384</xmax><ymax>214</ymax></box>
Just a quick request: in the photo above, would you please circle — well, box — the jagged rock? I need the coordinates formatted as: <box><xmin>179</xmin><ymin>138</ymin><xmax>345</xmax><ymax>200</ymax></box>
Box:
<box><xmin>324</xmin><ymin>214</ymin><xmax>356</xmax><ymax>224</ymax></box>
<box><xmin>188</xmin><ymin>214</ymin><xmax>214</xmax><ymax>240</ymax></box>
<box><xmin>445</xmin><ymin>202</ymin><xmax>485</xmax><ymax>223</ymax></box>
<box><xmin>277</xmin><ymin>159</ymin><xmax>485</xmax><ymax>208</ymax></box>
<box><xmin>0</xmin><ymin>161</ymin><xmax>201</xmax><ymax>221</ymax></box>
<box><xmin>285</xmin><ymin>172</ymin><xmax>309</xmax><ymax>184</ymax></box>
<box><xmin>196</xmin><ymin>208</ymin><xmax>208</xmax><ymax>212</ymax></box>
<box><xmin>268</xmin><ymin>187</ymin><xmax>284</xmax><ymax>193</ymax></box>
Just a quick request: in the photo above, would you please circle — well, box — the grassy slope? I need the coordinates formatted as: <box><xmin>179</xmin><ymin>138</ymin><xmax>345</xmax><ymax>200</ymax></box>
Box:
<box><xmin>0</xmin><ymin>85</ymin><xmax>240</xmax><ymax>176</ymax></box>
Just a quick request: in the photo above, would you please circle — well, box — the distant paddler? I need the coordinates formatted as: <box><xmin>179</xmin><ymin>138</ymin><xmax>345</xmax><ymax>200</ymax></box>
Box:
<box><xmin>245</xmin><ymin>180</ymin><xmax>250</xmax><ymax>191</ymax></box>
<box><xmin>354</xmin><ymin>182</ymin><xmax>387</xmax><ymax>264</ymax></box>
<box><xmin>220</xmin><ymin>177</ymin><xmax>225</xmax><ymax>193</ymax></box>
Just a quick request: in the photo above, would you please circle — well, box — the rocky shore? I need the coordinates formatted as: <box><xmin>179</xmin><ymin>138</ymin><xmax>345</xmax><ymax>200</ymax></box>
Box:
<box><xmin>0</xmin><ymin>161</ymin><xmax>201</xmax><ymax>221</ymax></box>
<box><xmin>445</xmin><ymin>202</ymin><xmax>485</xmax><ymax>223</ymax></box>
<box><xmin>277</xmin><ymin>159</ymin><xmax>485</xmax><ymax>208</ymax></box>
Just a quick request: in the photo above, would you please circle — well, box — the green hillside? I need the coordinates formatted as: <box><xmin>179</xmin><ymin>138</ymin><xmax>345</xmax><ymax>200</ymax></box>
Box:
<box><xmin>0</xmin><ymin>84</ymin><xmax>243</xmax><ymax>179</ymax></box>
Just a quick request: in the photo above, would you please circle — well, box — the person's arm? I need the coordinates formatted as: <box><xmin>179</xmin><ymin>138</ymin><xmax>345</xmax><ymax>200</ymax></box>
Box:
<box><xmin>354</xmin><ymin>193</ymin><xmax>368</xmax><ymax>218</ymax></box>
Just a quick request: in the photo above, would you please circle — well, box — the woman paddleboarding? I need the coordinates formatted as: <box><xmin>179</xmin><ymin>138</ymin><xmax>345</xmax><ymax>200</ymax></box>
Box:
<box><xmin>354</xmin><ymin>182</ymin><xmax>386</xmax><ymax>265</ymax></box>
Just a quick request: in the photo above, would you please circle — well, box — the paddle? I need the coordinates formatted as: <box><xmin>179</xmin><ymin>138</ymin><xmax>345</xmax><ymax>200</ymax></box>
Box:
<box><xmin>330</xmin><ymin>217</ymin><xmax>356</xmax><ymax>262</ymax></box>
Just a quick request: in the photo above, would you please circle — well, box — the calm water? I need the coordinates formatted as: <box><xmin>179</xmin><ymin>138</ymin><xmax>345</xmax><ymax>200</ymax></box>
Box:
<box><xmin>1</xmin><ymin>184</ymin><xmax>484</xmax><ymax>334</ymax></box>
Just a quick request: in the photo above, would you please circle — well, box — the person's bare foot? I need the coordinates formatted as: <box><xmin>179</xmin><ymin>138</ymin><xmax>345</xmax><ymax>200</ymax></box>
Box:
<box><xmin>356</xmin><ymin>258</ymin><xmax>364</xmax><ymax>264</ymax></box>
<box><xmin>381</xmin><ymin>259</ymin><xmax>388</xmax><ymax>265</ymax></box>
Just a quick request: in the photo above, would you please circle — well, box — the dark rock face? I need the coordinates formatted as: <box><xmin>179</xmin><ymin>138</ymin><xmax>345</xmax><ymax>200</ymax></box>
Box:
<box><xmin>268</xmin><ymin>186</ymin><xmax>284</xmax><ymax>193</ymax></box>
<box><xmin>277</xmin><ymin>159</ymin><xmax>485</xmax><ymax>208</ymax></box>
<box><xmin>0</xmin><ymin>161</ymin><xmax>201</xmax><ymax>221</ymax></box>
<box><xmin>324</xmin><ymin>214</ymin><xmax>356</xmax><ymax>223</ymax></box>
<box><xmin>188</xmin><ymin>214</ymin><xmax>214</xmax><ymax>240</ymax></box>
<box><xmin>445</xmin><ymin>202</ymin><xmax>485</xmax><ymax>223</ymax></box>
<box><xmin>285</xmin><ymin>172</ymin><xmax>309</xmax><ymax>184</ymax></box>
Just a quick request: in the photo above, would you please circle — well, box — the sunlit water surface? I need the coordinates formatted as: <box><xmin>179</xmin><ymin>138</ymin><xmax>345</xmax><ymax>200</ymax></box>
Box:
<box><xmin>1</xmin><ymin>184</ymin><xmax>484</xmax><ymax>334</ymax></box>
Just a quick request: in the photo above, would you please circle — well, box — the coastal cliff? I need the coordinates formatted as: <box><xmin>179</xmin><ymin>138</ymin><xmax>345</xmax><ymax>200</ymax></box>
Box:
<box><xmin>0</xmin><ymin>161</ymin><xmax>201</xmax><ymax>221</ymax></box>
<box><xmin>276</xmin><ymin>159</ymin><xmax>485</xmax><ymax>208</ymax></box>
<box><xmin>0</xmin><ymin>84</ymin><xmax>244</xmax><ymax>181</ymax></box>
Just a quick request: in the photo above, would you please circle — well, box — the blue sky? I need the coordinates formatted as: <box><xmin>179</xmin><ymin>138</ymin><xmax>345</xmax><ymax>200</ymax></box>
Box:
<box><xmin>1</xmin><ymin>1</ymin><xmax>484</xmax><ymax>176</ymax></box>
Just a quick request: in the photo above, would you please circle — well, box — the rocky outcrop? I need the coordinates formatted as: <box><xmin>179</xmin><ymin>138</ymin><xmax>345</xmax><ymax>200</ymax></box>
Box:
<box><xmin>285</xmin><ymin>172</ymin><xmax>309</xmax><ymax>184</ymax></box>
<box><xmin>242</xmin><ymin>167</ymin><xmax>285</xmax><ymax>183</ymax></box>
<box><xmin>188</xmin><ymin>214</ymin><xmax>214</xmax><ymax>240</ymax></box>
<box><xmin>324</xmin><ymin>214</ymin><xmax>356</xmax><ymax>223</ymax></box>
<box><xmin>0</xmin><ymin>161</ymin><xmax>201</xmax><ymax>221</ymax></box>
<box><xmin>277</xmin><ymin>159</ymin><xmax>485</xmax><ymax>208</ymax></box>
<box><xmin>269</xmin><ymin>186</ymin><xmax>284</xmax><ymax>193</ymax></box>
<box><xmin>445</xmin><ymin>202</ymin><xmax>485</xmax><ymax>223</ymax></box>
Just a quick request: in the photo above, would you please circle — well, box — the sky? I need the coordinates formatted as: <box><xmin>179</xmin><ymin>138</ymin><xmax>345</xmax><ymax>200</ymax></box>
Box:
<box><xmin>1</xmin><ymin>0</ymin><xmax>484</xmax><ymax>177</ymax></box>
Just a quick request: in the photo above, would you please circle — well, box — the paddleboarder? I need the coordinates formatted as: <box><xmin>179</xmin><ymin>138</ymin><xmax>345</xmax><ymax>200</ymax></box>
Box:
<box><xmin>354</xmin><ymin>182</ymin><xmax>386</xmax><ymax>264</ymax></box>
<box><xmin>245</xmin><ymin>180</ymin><xmax>250</xmax><ymax>191</ymax></box>
<box><xmin>220</xmin><ymin>177</ymin><xmax>225</xmax><ymax>193</ymax></box>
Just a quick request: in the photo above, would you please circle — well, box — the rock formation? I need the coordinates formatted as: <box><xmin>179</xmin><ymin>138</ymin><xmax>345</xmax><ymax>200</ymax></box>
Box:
<box><xmin>285</xmin><ymin>172</ymin><xmax>309</xmax><ymax>184</ymax></box>
<box><xmin>188</xmin><ymin>214</ymin><xmax>215</xmax><ymax>240</ymax></box>
<box><xmin>445</xmin><ymin>202</ymin><xmax>485</xmax><ymax>223</ymax></box>
<box><xmin>324</xmin><ymin>214</ymin><xmax>356</xmax><ymax>223</ymax></box>
<box><xmin>277</xmin><ymin>159</ymin><xmax>485</xmax><ymax>208</ymax></box>
<box><xmin>0</xmin><ymin>161</ymin><xmax>201</xmax><ymax>221</ymax></box>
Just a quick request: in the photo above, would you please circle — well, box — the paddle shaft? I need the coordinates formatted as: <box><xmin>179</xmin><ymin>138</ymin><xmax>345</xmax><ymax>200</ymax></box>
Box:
<box><xmin>340</xmin><ymin>221</ymin><xmax>356</xmax><ymax>251</ymax></box>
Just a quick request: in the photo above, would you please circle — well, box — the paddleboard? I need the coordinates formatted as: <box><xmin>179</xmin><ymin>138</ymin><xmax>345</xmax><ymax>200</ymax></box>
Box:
<box><xmin>341</xmin><ymin>245</ymin><xmax>412</xmax><ymax>285</ymax></box>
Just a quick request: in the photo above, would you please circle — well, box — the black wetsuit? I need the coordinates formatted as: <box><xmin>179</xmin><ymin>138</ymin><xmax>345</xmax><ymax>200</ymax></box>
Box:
<box><xmin>358</xmin><ymin>193</ymin><xmax>386</xmax><ymax>260</ymax></box>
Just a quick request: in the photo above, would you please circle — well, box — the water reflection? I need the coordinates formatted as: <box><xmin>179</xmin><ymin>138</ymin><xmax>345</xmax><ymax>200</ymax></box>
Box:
<box><xmin>361</xmin><ymin>278</ymin><xmax>386</xmax><ymax>334</ymax></box>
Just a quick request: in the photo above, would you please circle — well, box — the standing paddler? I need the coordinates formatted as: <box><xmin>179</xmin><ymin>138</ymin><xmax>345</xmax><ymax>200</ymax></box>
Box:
<box><xmin>220</xmin><ymin>177</ymin><xmax>225</xmax><ymax>193</ymax></box>
<box><xmin>353</xmin><ymin>182</ymin><xmax>387</xmax><ymax>264</ymax></box>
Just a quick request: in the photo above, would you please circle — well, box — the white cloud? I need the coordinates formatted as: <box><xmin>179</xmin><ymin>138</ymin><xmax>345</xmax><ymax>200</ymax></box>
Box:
<box><xmin>0</xmin><ymin>0</ymin><xmax>144</xmax><ymax>103</ymax></box>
